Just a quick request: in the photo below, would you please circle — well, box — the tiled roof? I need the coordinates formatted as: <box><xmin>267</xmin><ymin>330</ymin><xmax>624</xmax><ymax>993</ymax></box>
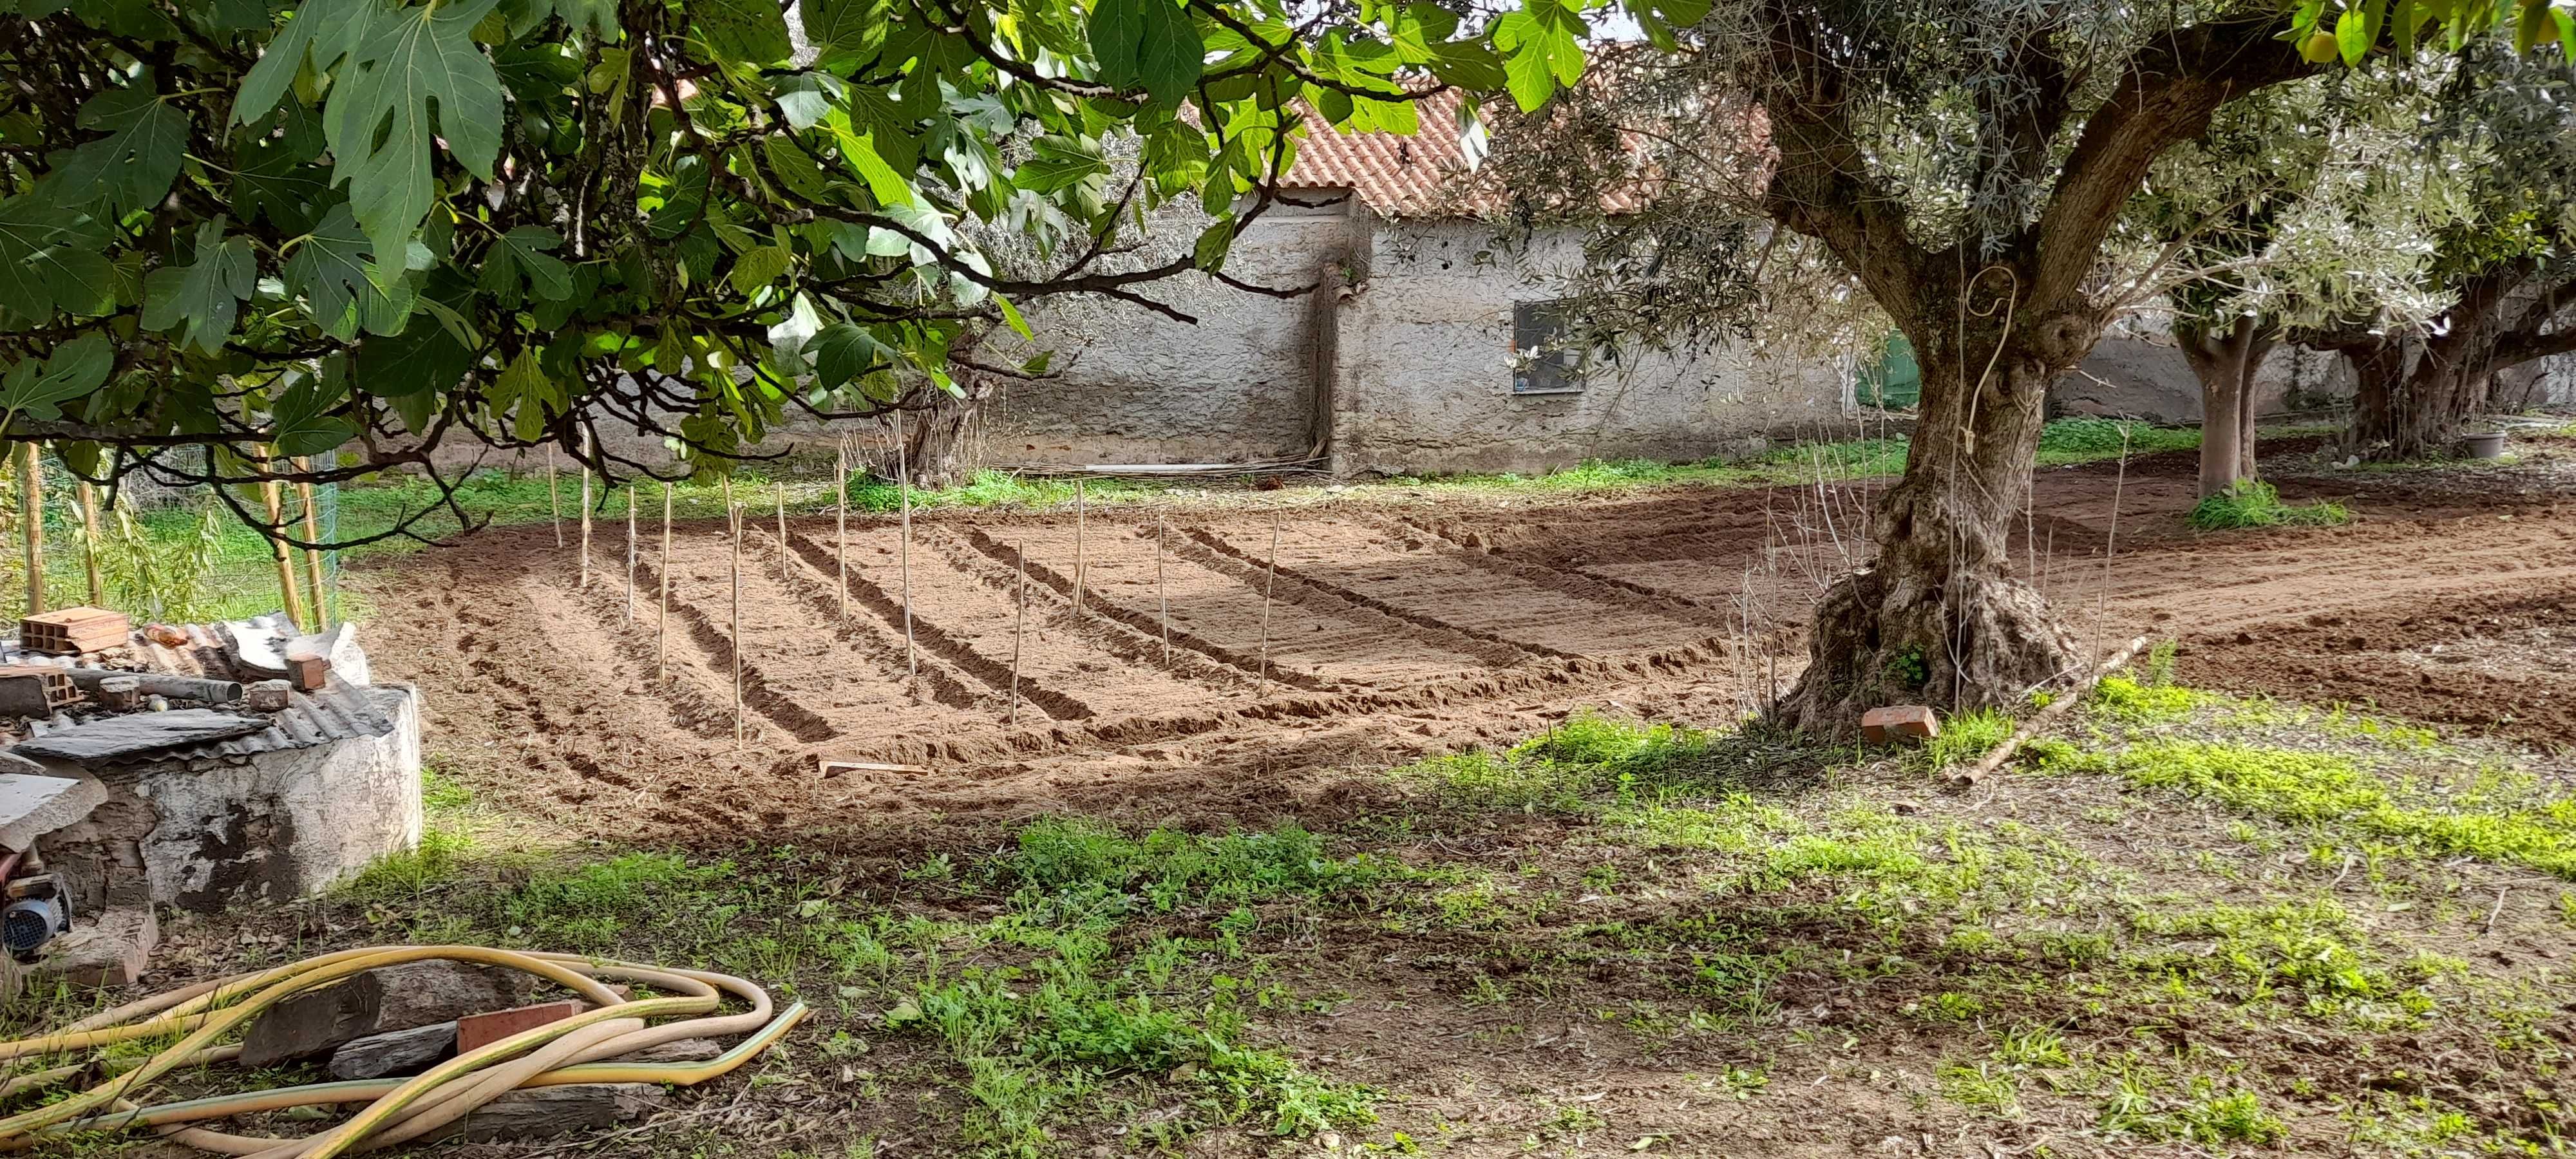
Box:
<box><xmin>3</xmin><ymin>614</ymin><xmax>404</xmax><ymax>768</ymax></box>
<box><xmin>1279</xmin><ymin>88</ymin><xmax>1655</xmax><ymax>218</ymax></box>
<box><xmin>1280</xmin><ymin>88</ymin><xmax>1479</xmax><ymax>216</ymax></box>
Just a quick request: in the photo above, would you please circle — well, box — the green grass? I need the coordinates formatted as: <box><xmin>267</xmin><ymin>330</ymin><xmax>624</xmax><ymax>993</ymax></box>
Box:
<box><xmin>2186</xmin><ymin>480</ymin><xmax>2351</xmax><ymax>531</ymax></box>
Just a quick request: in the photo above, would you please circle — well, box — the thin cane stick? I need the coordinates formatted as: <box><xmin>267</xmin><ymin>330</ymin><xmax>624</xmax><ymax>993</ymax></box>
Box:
<box><xmin>75</xmin><ymin>480</ymin><xmax>102</xmax><ymax>608</ymax></box>
<box><xmin>19</xmin><ymin>442</ymin><xmax>40</xmax><ymax>617</ymax></box>
<box><xmin>730</xmin><ymin>495</ymin><xmax>743</xmax><ymax>748</ymax></box>
<box><xmin>578</xmin><ymin>434</ymin><xmax>592</xmax><ymax>587</ymax></box>
<box><xmin>1072</xmin><ymin>478</ymin><xmax>1087</xmax><ymax>617</ymax></box>
<box><xmin>657</xmin><ymin>483</ymin><xmax>671</xmax><ymax>681</ymax></box>
<box><xmin>625</xmin><ymin>485</ymin><xmax>638</xmax><ymax>621</ymax></box>
<box><xmin>1156</xmin><ymin>514</ymin><xmax>1170</xmax><ymax>666</ymax></box>
<box><xmin>896</xmin><ymin>412</ymin><xmax>916</xmax><ymax>686</ymax></box>
<box><xmin>296</xmin><ymin>459</ymin><xmax>327</xmax><ymax>632</ymax></box>
<box><xmin>835</xmin><ymin>448</ymin><xmax>849</xmax><ymax>621</ymax></box>
<box><xmin>1256</xmin><ymin>512</ymin><xmax>1278</xmax><ymax>697</ymax></box>
<box><xmin>1010</xmin><ymin>540</ymin><xmax>1027</xmax><ymax>726</ymax></box>
<box><xmin>548</xmin><ymin>446</ymin><xmax>563</xmax><ymax>548</ymax></box>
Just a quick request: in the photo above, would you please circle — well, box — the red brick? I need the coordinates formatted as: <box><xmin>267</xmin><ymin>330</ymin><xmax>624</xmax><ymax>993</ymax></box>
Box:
<box><xmin>1861</xmin><ymin>705</ymin><xmax>1940</xmax><ymax>745</ymax></box>
<box><xmin>455</xmin><ymin>1001</ymin><xmax>587</xmax><ymax>1054</ymax></box>
<box><xmin>285</xmin><ymin>655</ymin><xmax>330</xmax><ymax>690</ymax></box>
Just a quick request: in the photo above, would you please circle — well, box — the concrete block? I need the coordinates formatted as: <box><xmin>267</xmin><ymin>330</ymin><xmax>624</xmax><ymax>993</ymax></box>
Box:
<box><xmin>0</xmin><ymin>773</ymin><xmax>108</xmax><ymax>851</ymax></box>
<box><xmin>328</xmin><ymin>1021</ymin><xmax>457</xmax><ymax>1080</ymax></box>
<box><xmin>1861</xmin><ymin>705</ymin><xmax>1940</xmax><ymax>745</ymax></box>
<box><xmin>241</xmin><ymin>961</ymin><xmax>526</xmax><ymax>1067</ymax></box>
<box><xmin>455</xmin><ymin>999</ymin><xmax>587</xmax><ymax>1054</ymax></box>
<box><xmin>96</xmin><ymin>676</ymin><xmax>140</xmax><ymax>712</ymax></box>
<box><xmin>27</xmin><ymin>905</ymin><xmax>156</xmax><ymax>989</ymax></box>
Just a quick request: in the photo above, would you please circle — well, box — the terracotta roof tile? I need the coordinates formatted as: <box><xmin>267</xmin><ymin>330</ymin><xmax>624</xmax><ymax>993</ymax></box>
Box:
<box><xmin>1280</xmin><ymin>88</ymin><xmax>1655</xmax><ymax>218</ymax></box>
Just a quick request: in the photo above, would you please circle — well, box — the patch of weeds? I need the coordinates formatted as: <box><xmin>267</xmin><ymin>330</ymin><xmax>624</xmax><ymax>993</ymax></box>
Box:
<box><xmin>2035</xmin><ymin>418</ymin><xmax>2200</xmax><ymax>465</ymax></box>
<box><xmin>2129</xmin><ymin>898</ymin><xmax>2416</xmax><ymax>1012</ymax></box>
<box><xmin>419</xmin><ymin>764</ymin><xmax>472</xmax><ymax>812</ymax></box>
<box><xmin>1908</xmin><ymin>991</ymin><xmax>1988</xmax><ymax>1022</ymax></box>
<box><xmin>2089</xmin><ymin>675</ymin><xmax>2205</xmax><ymax>724</ymax></box>
<box><xmin>1921</xmin><ymin>708</ymin><xmax>2011</xmax><ymax>768</ymax></box>
<box><xmin>2048</xmin><ymin>740</ymin><xmax>2576</xmax><ymax>878</ymax></box>
<box><xmin>2136</xmin><ymin>638</ymin><xmax>2179</xmax><ymax>687</ymax></box>
<box><xmin>999</xmin><ymin>817</ymin><xmax>1389</xmax><ymax>910</ymax></box>
<box><xmin>501</xmin><ymin>852</ymin><xmax>735</xmax><ymax>949</ymax></box>
<box><xmin>1600</xmin><ymin>794</ymin><xmax>1797</xmax><ymax>852</ymax></box>
<box><xmin>341</xmin><ymin>829</ymin><xmax>473</xmax><ymax>899</ymax></box>
<box><xmin>2103</xmin><ymin>1075</ymin><xmax>2285</xmax><ymax>1146</ymax></box>
<box><xmin>2187</xmin><ymin>480</ymin><xmax>2350</xmax><ymax>531</ymax></box>
<box><xmin>1883</xmin><ymin>645</ymin><xmax>1930</xmax><ymax>689</ymax></box>
<box><xmin>1401</xmin><ymin>713</ymin><xmax>1825</xmax><ymax>813</ymax></box>
<box><xmin>1993</xmin><ymin>1025</ymin><xmax>2070</xmax><ymax>1067</ymax></box>
<box><xmin>1938</xmin><ymin>1060</ymin><xmax>2023</xmax><ymax>1117</ymax></box>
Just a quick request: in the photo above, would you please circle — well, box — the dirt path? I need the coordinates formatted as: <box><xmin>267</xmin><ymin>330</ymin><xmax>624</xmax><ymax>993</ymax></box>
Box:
<box><xmin>357</xmin><ymin>442</ymin><xmax>2576</xmax><ymax>843</ymax></box>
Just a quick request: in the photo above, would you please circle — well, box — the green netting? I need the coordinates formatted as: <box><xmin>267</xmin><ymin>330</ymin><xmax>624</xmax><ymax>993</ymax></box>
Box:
<box><xmin>1857</xmin><ymin>332</ymin><xmax>1921</xmax><ymax>409</ymax></box>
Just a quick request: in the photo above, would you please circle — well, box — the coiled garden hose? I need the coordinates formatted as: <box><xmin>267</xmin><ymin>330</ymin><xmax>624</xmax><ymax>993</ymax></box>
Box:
<box><xmin>0</xmin><ymin>945</ymin><xmax>808</xmax><ymax>1157</ymax></box>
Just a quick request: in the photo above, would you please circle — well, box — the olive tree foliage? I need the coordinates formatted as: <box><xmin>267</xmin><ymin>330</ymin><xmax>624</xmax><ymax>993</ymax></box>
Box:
<box><xmin>2120</xmin><ymin>75</ymin><xmax>2450</xmax><ymax>495</ymax></box>
<box><xmin>2296</xmin><ymin>44</ymin><xmax>2576</xmax><ymax>459</ymax></box>
<box><xmin>0</xmin><ymin>0</ymin><xmax>1690</xmax><ymax>544</ymax></box>
<box><xmin>1467</xmin><ymin>0</ymin><xmax>2566</xmax><ymax>734</ymax></box>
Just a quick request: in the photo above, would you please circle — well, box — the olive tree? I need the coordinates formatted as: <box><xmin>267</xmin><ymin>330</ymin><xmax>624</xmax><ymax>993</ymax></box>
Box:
<box><xmin>1471</xmin><ymin>0</ymin><xmax>2566</xmax><ymax>735</ymax></box>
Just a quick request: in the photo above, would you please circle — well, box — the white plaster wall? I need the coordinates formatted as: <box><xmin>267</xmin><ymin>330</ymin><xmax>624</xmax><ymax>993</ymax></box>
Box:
<box><xmin>2061</xmin><ymin>337</ymin><xmax>2354</xmax><ymax>425</ymax></box>
<box><xmin>981</xmin><ymin>198</ymin><xmax>1362</xmax><ymax>466</ymax></box>
<box><xmin>1331</xmin><ymin>220</ymin><xmax>1847</xmax><ymax>476</ymax></box>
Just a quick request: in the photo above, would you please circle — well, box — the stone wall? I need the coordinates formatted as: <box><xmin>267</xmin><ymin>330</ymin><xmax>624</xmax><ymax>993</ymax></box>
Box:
<box><xmin>33</xmin><ymin>684</ymin><xmax>423</xmax><ymax>914</ymax></box>
<box><xmin>1329</xmin><ymin>220</ymin><xmax>1850</xmax><ymax>476</ymax></box>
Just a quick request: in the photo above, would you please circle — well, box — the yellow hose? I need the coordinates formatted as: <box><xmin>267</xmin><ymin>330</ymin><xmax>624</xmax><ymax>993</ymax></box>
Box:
<box><xmin>0</xmin><ymin>947</ymin><xmax>802</xmax><ymax>1157</ymax></box>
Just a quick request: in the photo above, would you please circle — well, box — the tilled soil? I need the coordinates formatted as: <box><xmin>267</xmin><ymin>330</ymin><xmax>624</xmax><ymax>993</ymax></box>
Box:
<box><xmin>360</xmin><ymin>440</ymin><xmax>2576</xmax><ymax>843</ymax></box>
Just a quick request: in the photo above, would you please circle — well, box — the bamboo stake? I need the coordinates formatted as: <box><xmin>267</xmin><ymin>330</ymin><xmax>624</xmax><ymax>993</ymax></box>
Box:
<box><xmin>657</xmin><ymin>483</ymin><xmax>672</xmax><ymax>681</ymax></box>
<box><xmin>1009</xmin><ymin>540</ymin><xmax>1027</xmax><ymax>726</ymax></box>
<box><xmin>547</xmin><ymin>446</ymin><xmax>563</xmax><ymax>547</ymax></box>
<box><xmin>296</xmin><ymin>458</ymin><xmax>327</xmax><ymax>632</ymax></box>
<box><xmin>775</xmin><ymin>481</ymin><xmax>786</xmax><ymax>551</ymax></box>
<box><xmin>75</xmin><ymin>480</ymin><xmax>102</xmax><ymax>609</ymax></box>
<box><xmin>730</xmin><ymin>493</ymin><xmax>743</xmax><ymax>748</ymax></box>
<box><xmin>17</xmin><ymin>443</ymin><xmax>41</xmax><ymax>616</ymax></box>
<box><xmin>260</xmin><ymin>451</ymin><xmax>307</xmax><ymax>630</ymax></box>
<box><xmin>578</xmin><ymin>435</ymin><xmax>592</xmax><ymax>587</ymax></box>
<box><xmin>895</xmin><ymin>413</ymin><xmax>916</xmax><ymax>685</ymax></box>
<box><xmin>1155</xmin><ymin>514</ymin><xmax>1170</xmax><ymax>666</ymax></box>
<box><xmin>1255</xmin><ymin>511</ymin><xmax>1278</xmax><ymax>697</ymax></box>
<box><xmin>625</xmin><ymin>485</ymin><xmax>638</xmax><ymax>621</ymax></box>
<box><xmin>835</xmin><ymin>449</ymin><xmax>849</xmax><ymax>621</ymax></box>
<box><xmin>1071</xmin><ymin>478</ymin><xmax>1086</xmax><ymax>617</ymax></box>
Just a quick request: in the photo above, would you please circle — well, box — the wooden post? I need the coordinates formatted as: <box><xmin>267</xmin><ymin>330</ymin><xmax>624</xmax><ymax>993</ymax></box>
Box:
<box><xmin>1256</xmin><ymin>512</ymin><xmax>1278</xmax><ymax>698</ymax></box>
<box><xmin>75</xmin><ymin>480</ymin><xmax>103</xmax><ymax>609</ymax></box>
<box><xmin>1072</xmin><ymin>478</ymin><xmax>1086</xmax><ymax>617</ymax></box>
<box><xmin>625</xmin><ymin>485</ymin><xmax>638</xmax><ymax>621</ymax></box>
<box><xmin>895</xmin><ymin>413</ymin><xmax>916</xmax><ymax>684</ymax></box>
<box><xmin>295</xmin><ymin>459</ymin><xmax>327</xmax><ymax>632</ymax></box>
<box><xmin>1156</xmin><ymin>514</ymin><xmax>1170</xmax><ymax>666</ymax></box>
<box><xmin>1009</xmin><ymin>540</ymin><xmax>1027</xmax><ymax>726</ymax></box>
<box><xmin>835</xmin><ymin>449</ymin><xmax>849</xmax><ymax>621</ymax></box>
<box><xmin>578</xmin><ymin>434</ymin><xmax>592</xmax><ymax>587</ymax></box>
<box><xmin>260</xmin><ymin>451</ymin><xmax>308</xmax><ymax>630</ymax></box>
<box><xmin>547</xmin><ymin>446</ymin><xmax>563</xmax><ymax>548</ymax></box>
<box><xmin>19</xmin><ymin>442</ymin><xmax>42</xmax><ymax>616</ymax></box>
<box><xmin>658</xmin><ymin>482</ymin><xmax>672</xmax><ymax>681</ymax></box>
<box><xmin>729</xmin><ymin>494</ymin><xmax>743</xmax><ymax>748</ymax></box>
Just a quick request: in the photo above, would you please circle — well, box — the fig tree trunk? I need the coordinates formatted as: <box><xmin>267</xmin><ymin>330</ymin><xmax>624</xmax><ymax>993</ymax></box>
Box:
<box><xmin>895</xmin><ymin>381</ymin><xmax>991</xmax><ymax>489</ymax></box>
<box><xmin>1776</xmin><ymin>321</ymin><xmax>2085</xmax><ymax>735</ymax></box>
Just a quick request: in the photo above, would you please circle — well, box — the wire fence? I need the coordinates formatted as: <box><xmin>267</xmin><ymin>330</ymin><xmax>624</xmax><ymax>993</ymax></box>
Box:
<box><xmin>0</xmin><ymin>449</ymin><xmax>348</xmax><ymax>629</ymax></box>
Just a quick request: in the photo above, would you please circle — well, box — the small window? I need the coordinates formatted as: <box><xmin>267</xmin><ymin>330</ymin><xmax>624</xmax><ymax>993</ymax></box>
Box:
<box><xmin>1511</xmin><ymin>300</ymin><xmax>1586</xmax><ymax>394</ymax></box>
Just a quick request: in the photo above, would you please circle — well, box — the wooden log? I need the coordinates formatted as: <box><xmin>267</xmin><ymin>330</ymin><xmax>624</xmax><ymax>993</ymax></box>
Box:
<box><xmin>296</xmin><ymin>457</ymin><xmax>327</xmax><ymax>632</ymax></box>
<box><xmin>20</xmin><ymin>442</ymin><xmax>43</xmax><ymax>616</ymax></box>
<box><xmin>1256</xmin><ymin>511</ymin><xmax>1278</xmax><ymax>698</ymax></box>
<box><xmin>1953</xmin><ymin>636</ymin><xmax>2153</xmax><ymax>789</ymax></box>
<box><xmin>895</xmin><ymin>413</ymin><xmax>916</xmax><ymax>685</ymax></box>
<box><xmin>75</xmin><ymin>479</ymin><xmax>102</xmax><ymax>609</ymax></box>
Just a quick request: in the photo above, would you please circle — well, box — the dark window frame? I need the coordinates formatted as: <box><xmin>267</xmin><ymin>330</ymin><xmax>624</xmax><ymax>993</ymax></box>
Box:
<box><xmin>1510</xmin><ymin>299</ymin><xmax>1587</xmax><ymax>395</ymax></box>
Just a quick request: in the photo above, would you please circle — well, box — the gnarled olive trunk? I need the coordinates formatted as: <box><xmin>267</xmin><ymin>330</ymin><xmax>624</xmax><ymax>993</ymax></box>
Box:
<box><xmin>893</xmin><ymin>381</ymin><xmax>990</xmax><ymax>489</ymax></box>
<box><xmin>1776</xmin><ymin>323</ymin><xmax>2085</xmax><ymax>737</ymax></box>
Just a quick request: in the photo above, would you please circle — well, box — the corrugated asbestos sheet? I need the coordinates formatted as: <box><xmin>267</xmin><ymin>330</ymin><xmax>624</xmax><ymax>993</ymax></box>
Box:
<box><xmin>1</xmin><ymin>614</ymin><xmax>398</xmax><ymax>767</ymax></box>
